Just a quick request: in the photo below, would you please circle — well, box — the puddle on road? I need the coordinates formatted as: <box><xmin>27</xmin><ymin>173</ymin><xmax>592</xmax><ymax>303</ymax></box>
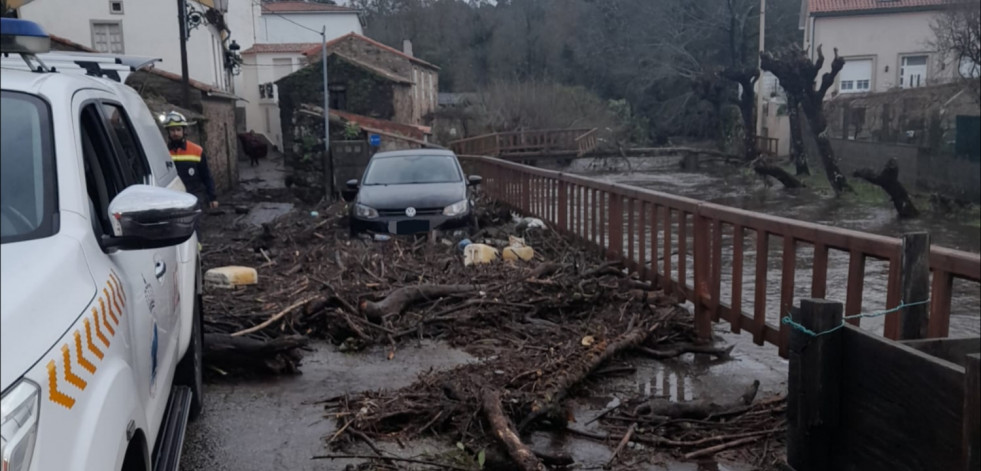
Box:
<box><xmin>527</xmin><ymin>327</ymin><xmax>787</xmax><ymax>470</ymax></box>
<box><xmin>180</xmin><ymin>340</ymin><xmax>475</xmax><ymax>471</ymax></box>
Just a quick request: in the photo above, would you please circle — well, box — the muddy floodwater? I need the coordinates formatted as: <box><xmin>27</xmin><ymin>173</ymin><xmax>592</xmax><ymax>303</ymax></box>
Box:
<box><xmin>561</xmin><ymin>156</ymin><xmax>981</xmax><ymax>339</ymax></box>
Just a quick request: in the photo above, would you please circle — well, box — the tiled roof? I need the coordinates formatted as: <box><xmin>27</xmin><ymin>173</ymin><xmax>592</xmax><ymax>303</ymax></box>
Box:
<box><xmin>330</xmin><ymin>109</ymin><xmax>431</xmax><ymax>140</ymax></box>
<box><xmin>302</xmin><ymin>33</ymin><xmax>440</xmax><ymax>70</ymax></box>
<box><xmin>260</xmin><ymin>2</ymin><xmax>357</xmax><ymax>13</ymax></box>
<box><xmin>810</xmin><ymin>0</ymin><xmax>951</xmax><ymax>14</ymax></box>
<box><xmin>241</xmin><ymin>43</ymin><xmax>321</xmax><ymax>55</ymax></box>
<box><xmin>49</xmin><ymin>34</ymin><xmax>97</xmax><ymax>52</ymax></box>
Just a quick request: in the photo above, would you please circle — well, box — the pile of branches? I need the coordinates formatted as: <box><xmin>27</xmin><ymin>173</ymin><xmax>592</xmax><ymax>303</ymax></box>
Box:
<box><xmin>198</xmin><ymin>194</ymin><xmax>786</xmax><ymax>469</ymax></box>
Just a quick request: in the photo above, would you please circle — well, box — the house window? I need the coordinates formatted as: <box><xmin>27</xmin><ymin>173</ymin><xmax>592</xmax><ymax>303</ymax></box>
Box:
<box><xmin>329</xmin><ymin>84</ymin><xmax>347</xmax><ymax>111</ymax></box>
<box><xmin>91</xmin><ymin>21</ymin><xmax>124</xmax><ymax>54</ymax></box>
<box><xmin>109</xmin><ymin>0</ymin><xmax>123</xmax><ymax>14</ymax></box>
<box><xmin>839</xmin><ymin>58</ymin><xmax>872</xmax><ymax>94</ymax></box>
<box><xmin>900</xmin><ymin>55</ymin><xmax>928</xmax><ymax>89</ymax></box>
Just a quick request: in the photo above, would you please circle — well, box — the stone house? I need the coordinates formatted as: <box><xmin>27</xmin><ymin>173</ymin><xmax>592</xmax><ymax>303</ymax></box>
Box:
<box><xmin>300</xmin><ymin>33</ymin><xmax>440</xmax><ymax>127</ymax></box>
<box><xmin>234</xmin><ymin>2</ymin><xmax>365</xmax><ymax>150</ymax></box>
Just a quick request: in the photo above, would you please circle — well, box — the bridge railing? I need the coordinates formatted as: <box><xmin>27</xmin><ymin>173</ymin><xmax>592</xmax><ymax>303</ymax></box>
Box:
<box><xmin>461</xmin><ymin>155</ymin><xmax>981</xmax><ymax>357</ymax></box>
<box><xmin>450</xmin><ymin>129</ymin><xmax>597</xmax><ymax>157</ymax></box>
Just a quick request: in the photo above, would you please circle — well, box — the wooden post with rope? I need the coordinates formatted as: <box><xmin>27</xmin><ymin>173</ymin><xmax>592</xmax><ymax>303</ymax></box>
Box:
<box><xmin>787</xmin><ymin>298</ymin><xmax>843</xmax><ymax>471</ymax></box>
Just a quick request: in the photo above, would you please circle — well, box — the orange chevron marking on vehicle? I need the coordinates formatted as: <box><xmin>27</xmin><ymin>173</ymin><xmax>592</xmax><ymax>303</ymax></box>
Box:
<box><xmin>100</xmin><ymin>295</ymin><xmax>118</xmax><ymax>329</ymax></box>
<box><xmin>108</xmin><ymin>279</ymin><xmax>124</xmax><ymax>311</ymax></box>
<box><xmin>106</xmin><ymin>284</ymin><xmax>123</xmax><ymax>319</ymax></box>
<box><xmin>61</xmin><ymin>345</ymin><xmax>87</xmax><ymax>390</ymax></box>
<box><xmin>73</xmin><ymin>331</ymin><xmax>97</xmax><ymax>374</ymax></box>
<box><xmin>92</xmin><ymin>309</ymin><xmax>110</xmax><ymax>347</ymax></box>
<box><xmin>83</xmin><ymin>316</ymin><xmax>105</xmax><ymax>359</ymax></box>
<box><xmin>47</xmin><ymin>361</ymin><xmax>75</xmax><ymax>409</ymax></box>
<box><xmin>110</xmin><ymin>271</ymin><xmax>126</xmax><ymax>303</ymax></box>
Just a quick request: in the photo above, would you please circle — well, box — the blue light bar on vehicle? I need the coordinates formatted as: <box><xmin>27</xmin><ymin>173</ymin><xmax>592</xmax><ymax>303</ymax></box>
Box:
<box><xmin>0</xmin><ymin>18</ymin><xmax>51</xmax><ymax>55</ymax></box>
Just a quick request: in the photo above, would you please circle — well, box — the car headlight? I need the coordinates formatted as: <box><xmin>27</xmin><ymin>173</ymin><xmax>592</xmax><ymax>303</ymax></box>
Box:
<box><xmin>443</xmin><ymin>199</ymin><xmax>468</xmax><ymax>217</ymax></box>
<box><xmin>354</xmin><ymin>203</ymin><xmax>379</xmax><ymax>219</ymax></box>
<box><xmin>1</xmin><ymin>380</ymin><xmax>40</xmax><ymax>471</ymax></box>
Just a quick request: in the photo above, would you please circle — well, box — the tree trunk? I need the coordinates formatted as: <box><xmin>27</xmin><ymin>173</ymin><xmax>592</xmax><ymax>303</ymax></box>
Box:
<box><xmin>761</xmin><ymin>45</ymin><xmax>851</xmax><ymax>195</ymax></box>
<box><xmin>787</xmin><ymin>94</ymin><xmax>809</xmax><ymax>175</ymax></box>
<box><xmin>482</xmin><ymin>390</ymin><xmax>546</xmax><ymax>471</ymax></box>
<box><xmin>853</xmin><ymin>159</ymin><xmax>920</xmax><ymax>218</ymax></box>
<box><xmin>721</xmin><ymin>68</ymin><xmax>759</xmax><ymax>161</ymax></box>
<box><xmin>360</xmin><ymin>284</ymin><xmax>478</xmax><ymax>323</ymax></box>
<box><xmin>754</xmin><ymin>164</ymin><xmax>804</xmax><ymax>188</ymax></box>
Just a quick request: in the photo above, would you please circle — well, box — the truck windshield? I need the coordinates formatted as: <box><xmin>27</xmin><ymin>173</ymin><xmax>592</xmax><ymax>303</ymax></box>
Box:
<box><xmin>363</xmin><ymin>155</ymin><xmax>462</xmax><ymax>185</ymax></box>
<box><xmin>1</xmin><ymin>91</ymin><xmax>56</xmax><ymax>244</ymax></box>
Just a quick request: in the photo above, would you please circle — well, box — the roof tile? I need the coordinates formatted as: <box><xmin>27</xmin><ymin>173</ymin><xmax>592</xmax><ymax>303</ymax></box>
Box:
<box><xmin>810</xmin><ymin>0</ymin><xmax>951</xmax><ymax>14</ymax></box>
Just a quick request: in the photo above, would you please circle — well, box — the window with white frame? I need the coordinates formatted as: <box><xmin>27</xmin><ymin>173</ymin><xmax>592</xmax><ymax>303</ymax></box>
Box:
<box><xmin>91</xmin><ymin>21</ymin><xmax>124</xmax><ymax>53</ymax></box>
<box><xmin>109</xmin><ymin>0</ymin><xmax>123</xmax><ymax>14</ymax></box>
<box><xmin>900</xmin><ymin>55</ymin><xmax>928</xmax><ymax>89</ymax></box>
<box><xmin>839</xmin><ymin>58</ymin><xmax>872</xmax><ymax>93</ymax></box>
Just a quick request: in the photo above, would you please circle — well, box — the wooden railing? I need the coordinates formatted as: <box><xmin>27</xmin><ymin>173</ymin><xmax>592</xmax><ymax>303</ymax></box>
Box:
<box><xmin>450</xmin><ymin>128</ymin><xmax>598</xmax><ymax>158</ymax></box>
<box><xmin>462</xmin><ymin>155</ymin><xmax>981</xmax><ymax>358</ymax></box>
<box><xmin>756</xmin><ymin>136</ymin><xmax>779</xmax><ymax>156</ymax></box>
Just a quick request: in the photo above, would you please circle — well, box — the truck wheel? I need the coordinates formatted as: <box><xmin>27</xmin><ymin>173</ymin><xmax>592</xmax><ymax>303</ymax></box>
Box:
<box><xmin>175</xmin><ymin>292</ymin><xmax>204</xmax><ymax>420</ymax></box>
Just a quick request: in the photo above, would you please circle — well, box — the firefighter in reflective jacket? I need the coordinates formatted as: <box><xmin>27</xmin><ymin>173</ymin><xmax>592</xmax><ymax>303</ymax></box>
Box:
<box><xmin>162</xmin><ymin>111</ymin><xmax>218</xmax><ymax>208</ymax></box>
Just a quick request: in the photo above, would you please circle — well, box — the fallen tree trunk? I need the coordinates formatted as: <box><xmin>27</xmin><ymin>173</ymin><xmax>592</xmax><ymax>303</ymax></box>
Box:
<box><xmin>519</xmin><ymin>324</ymin><xmax>657</xmax><ymax>430</ymax></box>
<box><xmin>853</xmin><ymin>158</ymin><xmax>919</xmax><ymax>218</ymax></box>
<box><xmin>204</xmin><ymin>333</ymin><xmax>307</xmax><ymax>374</ymax></box>
<box><xmin>754</xmin><ymin>164</ymin><xmax>804</xmax><ymax>188</ymax></box>
<box><xmin>482</xmin><ymin>390</ymin><xmax>546</xmax><ymax>471</ymax></box>
<box><xmin>634</xmin><ymin>379</ymin><xmax>760</xmax><ymax>419</ymax></box>
<box><xmin>637</xmin><ymin>343</ymin><xmax>735</xmax><ymax>360</ymax></box>
<box><xmin>361</xmin><ymin>284</ymin><xmax>478</xmax><ymax>323</ymax></box>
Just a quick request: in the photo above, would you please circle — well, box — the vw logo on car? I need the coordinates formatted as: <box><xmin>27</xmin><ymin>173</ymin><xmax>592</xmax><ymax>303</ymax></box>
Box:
<box><xmin>405</xmin><ymin>207</ymin><xmax>417</xmax><ymax>217</ymax></box>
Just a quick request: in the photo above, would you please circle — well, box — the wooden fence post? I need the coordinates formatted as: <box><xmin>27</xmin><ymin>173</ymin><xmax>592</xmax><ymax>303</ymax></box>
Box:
<box><xmin>787</xmin><ymin>298</ymin><xmax>843</xmax><ymax>471</ymax></box>
<box><xmin>900</xmin><ymin>232</ymin><xmax>930</xmax><ymax>340</ymax></box>
<box><xmin>557</xmin><ymin>180</ymin><xmax>568</xmax><ymax>232</ymax></box>
<box><xmin>693</xmin><ymin>210</ymin><xmax>711</xmax><ymax>343</ymax></box>
<box><xmin>608</xmin><ymin>194</ymin><xmax>623</xmax><ymax>258</ymax></box>
<box><xmin>965</xmin><ymin>353</ymin><xmax>980</xmax><ymax>471</ymax></box>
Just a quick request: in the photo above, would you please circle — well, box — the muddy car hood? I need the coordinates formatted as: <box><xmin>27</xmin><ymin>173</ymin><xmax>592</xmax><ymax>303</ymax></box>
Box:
<box><xmin>356</xmin><ymin>182</ymin><xmax>466</xmax><ymax>210</ymax></box>
<box><xmin>1</xmin><ymin>235</ymin><xmax>96</xmax><ymax>391</ymax></box>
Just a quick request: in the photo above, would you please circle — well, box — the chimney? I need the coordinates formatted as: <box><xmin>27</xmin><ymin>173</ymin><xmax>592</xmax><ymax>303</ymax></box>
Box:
<box><xmin>402</xmin><ymin>39</ymin><xmax>413</xmax><ymax>57</ymax></box>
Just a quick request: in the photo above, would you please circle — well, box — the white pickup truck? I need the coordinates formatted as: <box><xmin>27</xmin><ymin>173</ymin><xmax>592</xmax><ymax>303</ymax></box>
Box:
<box><xmin>1</xmin><ymin>18</ymin><xmax>204</xmax><ymax>471</ymax></box>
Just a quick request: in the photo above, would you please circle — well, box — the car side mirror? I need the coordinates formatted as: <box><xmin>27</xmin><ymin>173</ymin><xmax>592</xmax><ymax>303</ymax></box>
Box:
<box><xmin>468</xmin><ymin>175</ymin><xmax>483</xmax><ymax>187</ymax></box>
<box><xmin>102</xmin><ymin>185</ymin><xmax>201</xmax><ymax>250</ymax></box>
<box><xmin>342</xmin><ymin>179</ymin><xmax>359</xmax><ymax>203</ymax></box>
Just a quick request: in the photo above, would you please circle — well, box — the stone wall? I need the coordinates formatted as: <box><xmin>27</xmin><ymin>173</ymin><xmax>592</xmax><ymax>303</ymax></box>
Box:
<box><xmin>201</xmin><ymin>98</ymin><xmax>239</xmax><ymax>194</ymax></box>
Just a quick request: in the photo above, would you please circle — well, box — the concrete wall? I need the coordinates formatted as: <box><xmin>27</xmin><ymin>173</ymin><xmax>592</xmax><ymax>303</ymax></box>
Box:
<box><xmin>830</xmin><ymin>138</ymin><xmax>981</xmax><ymax>202</ymax></box>
<box><xmin>21</xmin><ymin>0</ymin><xmax>229</xmax><ymax>91</ymax></box>
<box><xmin>805</xmin><ymin>10</ymin><xmax>957</xmax><ymax>94</ymax></box>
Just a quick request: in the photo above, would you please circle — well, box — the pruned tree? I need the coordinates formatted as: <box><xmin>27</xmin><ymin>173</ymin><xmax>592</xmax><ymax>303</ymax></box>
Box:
<box><xmin>761</xmin><ymin>45</ymin><xmax>850</xmax><ymax>195</ymax></box>
<box><xmin>931</xmin><ymin>0</ymin><xmax>981</xmax><ymax>103</ymax></box>
<box><xmin>786</xmin><ymin>93</ymin><xmax>809</xmax><ymax>175</ymax></box>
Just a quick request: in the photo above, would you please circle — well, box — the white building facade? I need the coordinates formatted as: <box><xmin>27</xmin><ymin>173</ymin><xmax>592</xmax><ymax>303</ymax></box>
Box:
<box><xmin>801</xmin><ymin>0</ymin><xmax>959</xmax><ymax>95</ymax></box>
<box><xmin>18</xmin><ymin>0</ymin><xmax>234</xmax><ymax>92</ymax></box>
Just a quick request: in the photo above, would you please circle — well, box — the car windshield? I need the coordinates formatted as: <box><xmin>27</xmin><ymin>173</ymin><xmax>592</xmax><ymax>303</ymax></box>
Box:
<box><xmin>363</xmin><ymin>155</ymin><xmax>461</xmax><ymax>185</ymax></box>
<box><xmin>1</xmin><ymin>91</ymin><xmax>56</xmax><ymax>244</ymax></box>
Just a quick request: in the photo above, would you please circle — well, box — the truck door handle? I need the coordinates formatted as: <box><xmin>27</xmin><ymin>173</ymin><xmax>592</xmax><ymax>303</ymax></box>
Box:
<box><xmin>155</xmin><ymin>261</ymin><xmax>167</xmax><ymax>279</ymax></box>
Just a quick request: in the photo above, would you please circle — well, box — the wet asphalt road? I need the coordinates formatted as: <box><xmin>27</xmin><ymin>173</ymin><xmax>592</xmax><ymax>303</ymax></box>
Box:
<box><xmin>179</xmin><ymin>341</ymin><xmax>475</xmax><ymax>470</ymax></box>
